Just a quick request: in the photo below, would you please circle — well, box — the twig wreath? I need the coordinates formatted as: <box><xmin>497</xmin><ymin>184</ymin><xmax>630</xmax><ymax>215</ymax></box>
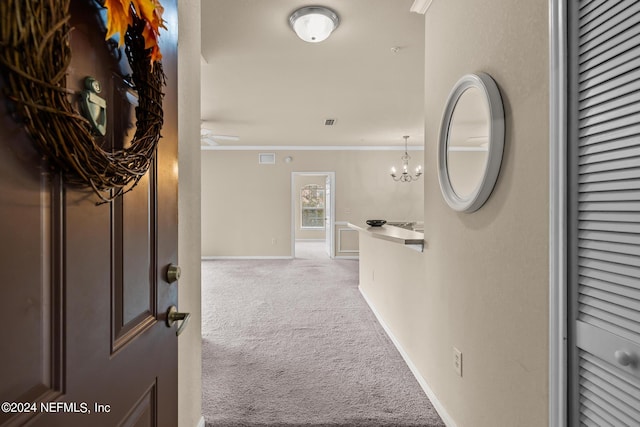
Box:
<box><xmin>0</xmin><ymin>0</ymin><xmax>167</xmax><ymax>203</ymax></box>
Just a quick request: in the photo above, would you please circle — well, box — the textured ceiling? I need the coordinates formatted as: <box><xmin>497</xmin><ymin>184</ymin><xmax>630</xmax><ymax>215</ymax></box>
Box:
<box><xmin>200</xmin><ymin>0</ymin><xmax>425</xmax><ymax>147</ymax></box>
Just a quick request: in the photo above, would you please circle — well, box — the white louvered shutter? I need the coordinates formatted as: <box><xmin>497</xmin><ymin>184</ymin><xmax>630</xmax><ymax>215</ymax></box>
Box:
<box><xmin>572</xmin><ymin>0</ymin><xmax>640</xmax><ymax>425</ymax></box>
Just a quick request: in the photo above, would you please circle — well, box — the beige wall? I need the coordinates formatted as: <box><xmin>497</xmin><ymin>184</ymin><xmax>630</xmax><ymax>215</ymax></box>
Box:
<box><xmin>201</xmin><ymin>150</ymin><xmax>423</xmax><ymax>257</ymax></box>
<box><xmin>177</xmin><ymin>1</ymin><xmax>202</xmax><ymax>426</ymax></box>
<box><xmin>360</xmin><ymin>0</ymin><xmax>550</xmax><ymax>425</ymax></box>
<box><xmin>293</xmin><ymin>174</ymin><xmax>326</xmax><ymax>240</ymax></box>
<box><xmin>424</xmin><ymin>0</ymin><xmax>549</xmax><ymax>421</ymax></box>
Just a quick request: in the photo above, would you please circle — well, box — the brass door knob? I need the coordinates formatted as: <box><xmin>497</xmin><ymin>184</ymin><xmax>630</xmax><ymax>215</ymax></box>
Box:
<box><xmin>166</xmin><ymin>264</ymin><xmax>181</xmax><ymax>283</ymax></box>
<box><xmin>166</xmin><ymin>306</ymin><xmax>191</xmax><ymax>336</ymax></box>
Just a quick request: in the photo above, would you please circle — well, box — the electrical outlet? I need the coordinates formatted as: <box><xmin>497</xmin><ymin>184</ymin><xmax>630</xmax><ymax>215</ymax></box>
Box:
<box><xmin>453</xmin><ymin>347</ymin><xmax>462</xmax><ymax>377</ymax></box>
<box><xmin>271</xmin><ymin>238</ymin><xmax>277</xmax><ymax>245</ymax></box>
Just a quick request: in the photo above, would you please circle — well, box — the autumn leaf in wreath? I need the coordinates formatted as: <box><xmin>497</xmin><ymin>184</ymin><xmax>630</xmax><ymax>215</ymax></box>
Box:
<box><xmin>104</xmin><ymin>0</ymin><xmax>131</xmax><ymax>45</ymax></box>
<box><xmin>104</xmin><ymin>0</ymin><xmax>166</xmax><ymax>64</ymax></box>
<box><xmin>139</xmin><ymin>0</ymin><xmax>167</xmax><ymax>63</ymax></box>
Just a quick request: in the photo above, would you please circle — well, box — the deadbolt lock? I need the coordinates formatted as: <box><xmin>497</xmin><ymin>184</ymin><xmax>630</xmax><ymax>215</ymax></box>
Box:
<box><xmin>166</xmin><ymin>264</ymin><xmax>181</xmax><ymax>283</ymax></box>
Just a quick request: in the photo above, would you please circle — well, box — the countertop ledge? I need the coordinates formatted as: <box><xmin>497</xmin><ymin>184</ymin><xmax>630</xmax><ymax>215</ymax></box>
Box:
<box><xmin>348</xmin><ymin>222</ymin><xmax>425</xmax><ymax>252</ymax></box>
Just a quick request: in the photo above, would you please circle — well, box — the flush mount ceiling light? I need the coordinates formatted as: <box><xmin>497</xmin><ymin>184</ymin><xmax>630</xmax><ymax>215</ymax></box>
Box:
<box><xmin>289</xmin><ymin>6</ymin><xmax>340</xmax><ymax>43</ymax></box>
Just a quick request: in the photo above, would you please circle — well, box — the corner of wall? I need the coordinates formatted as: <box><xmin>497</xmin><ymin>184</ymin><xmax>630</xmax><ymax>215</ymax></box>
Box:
<box><xmin>178</xmin><ymin>0</ymin><xmax>203</xmax><ymax>426</ymax></box>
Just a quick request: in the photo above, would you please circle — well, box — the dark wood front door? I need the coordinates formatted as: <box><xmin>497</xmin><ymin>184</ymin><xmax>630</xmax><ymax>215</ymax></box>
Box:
<box><xmin>0</xmin><ymin>1</ymin><xmax>179</xmax><ymax>426</ymax></box>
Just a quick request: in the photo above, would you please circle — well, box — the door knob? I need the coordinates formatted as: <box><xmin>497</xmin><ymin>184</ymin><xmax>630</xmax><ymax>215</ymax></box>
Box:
<box><xmin>614</xmin><ymin>350</ymin><xmax>634</xmax><ymax>367</ymax></box>
<box><xmin>166</xmin><ymin>306</ymin><xmax>191</xmax><ymax>336</ymax></box>
<box><xmin>166</xmin><ymin>264</ymin><xmax>181</xmax><ymax>283</ymax></box>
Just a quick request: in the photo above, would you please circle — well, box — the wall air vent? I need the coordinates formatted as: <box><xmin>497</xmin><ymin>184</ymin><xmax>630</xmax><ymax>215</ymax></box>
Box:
<box><xmin>324</xmin><ymin>119</ymin><xmax>336</xmax><ymax>126</ymax></box>
<box><xmin>258</xmin><ymin>153</ymin><xmax>276</xmax><ymax>164</ymax></box>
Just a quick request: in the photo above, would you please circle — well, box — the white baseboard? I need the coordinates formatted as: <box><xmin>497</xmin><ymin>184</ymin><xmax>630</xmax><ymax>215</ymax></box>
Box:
<box><xmin>196</xmin><ymin>415</ymin><xmax>205</xmax><ymax>427</ymax></box>
<box><xmin>359</xmin><ymin>287</ymin><xmax>458</xmax><ymax>427</ymax></box>
<box><xmin>202</xmin><ymin>255</ymin><xmax>357</xmax><ymax>260</ymax></box>
<box><xmin>202</xmin><ymin>256</ymin><xmax>293</xmax><ymax>260</ymax></box>
<box><xmin>334</xmin><ymin>255</ymin><xmax>359</xmax><ymax>260</ymax></box>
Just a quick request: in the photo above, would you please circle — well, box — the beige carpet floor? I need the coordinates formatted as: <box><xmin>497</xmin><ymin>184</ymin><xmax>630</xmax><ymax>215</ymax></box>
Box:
<box><xmin>202</xmin><ymin>258</ymin><xmax>444</xmax><ymax>427</ymax></box>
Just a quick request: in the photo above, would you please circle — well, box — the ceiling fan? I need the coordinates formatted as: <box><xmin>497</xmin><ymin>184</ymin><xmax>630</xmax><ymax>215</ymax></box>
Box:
<box><xmin>200</xmin><ymin>128</ymin><xmax>239</xmax><ymax>146</ymax></box>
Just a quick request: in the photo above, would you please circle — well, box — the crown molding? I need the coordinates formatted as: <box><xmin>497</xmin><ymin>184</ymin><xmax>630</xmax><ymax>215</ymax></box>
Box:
<box><xmin>200</xmin><ymin>145</ymin><xmax>424</xmax><ymax>151</ymax></box>
<box><xmin>410</xmin><ymin>0</ymin><xmax>434</xmax><ymax>14</ymax></box>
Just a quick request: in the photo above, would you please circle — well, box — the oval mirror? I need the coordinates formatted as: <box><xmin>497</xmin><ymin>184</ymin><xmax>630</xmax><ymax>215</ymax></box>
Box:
<box><xmin>437</xmin><ymin>73</ymin><xmax>504</xmax><ymax>212</ymax></box>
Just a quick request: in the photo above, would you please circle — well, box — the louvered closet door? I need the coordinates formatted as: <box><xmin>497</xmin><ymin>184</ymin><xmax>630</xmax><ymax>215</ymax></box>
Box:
<box><xmin>570</xmin><ymin>0</ymin><xmax>640</xmax><ymax>425</ymax></box>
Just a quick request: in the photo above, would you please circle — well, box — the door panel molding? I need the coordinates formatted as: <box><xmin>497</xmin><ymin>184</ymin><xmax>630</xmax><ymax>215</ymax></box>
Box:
<box><xmin>0</xmin><ymin>155</ymin><xmax>66</xmax><ymax>427</ymax></box>
<box><xmin>118</xmin><ymin>381</ymin><xmax>157</xmax><ymax>427</ymax></box>
<box><xmin>111</xmin><ymin>160</ymin><xmax>159</xmax><ymax>354</ymax></box>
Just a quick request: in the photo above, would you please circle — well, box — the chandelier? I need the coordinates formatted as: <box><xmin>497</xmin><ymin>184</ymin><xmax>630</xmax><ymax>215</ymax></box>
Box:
<box><xmin>391</xmin><ymin>136</ymin><xmax>422</xmax><ymax>182</ymax></box>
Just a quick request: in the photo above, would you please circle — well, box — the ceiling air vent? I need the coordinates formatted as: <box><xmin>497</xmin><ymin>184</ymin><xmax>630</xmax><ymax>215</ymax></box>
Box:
<box><xmin>324</xmin><ymin>119</ymin><xmax>336</xmax><ymax>126</ymax></box>
<box><xmin>258</xmin><ymin>153</ymin><xmax>276</xmax><ymax>165</ymax></box>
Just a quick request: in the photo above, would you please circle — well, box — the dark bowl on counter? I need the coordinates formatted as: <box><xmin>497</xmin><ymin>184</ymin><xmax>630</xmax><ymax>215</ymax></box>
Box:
<box><xmin>366</xmin><ymin>219</ymin><xmax>387</xmax><ymax>227</ymax></box>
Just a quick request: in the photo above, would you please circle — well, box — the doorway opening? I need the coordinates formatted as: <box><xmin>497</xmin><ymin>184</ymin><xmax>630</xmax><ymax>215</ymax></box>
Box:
<box><xmin>291</xmin><ymin>172</ymin><xmax>335</xmax><ymax>259</ymax></box>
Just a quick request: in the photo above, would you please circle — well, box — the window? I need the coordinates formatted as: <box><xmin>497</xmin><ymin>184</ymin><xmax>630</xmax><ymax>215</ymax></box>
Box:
<box><xmin>300</xmin><ymin>184</ymin><xmax>325</xmax><ymax>229</ymax></box>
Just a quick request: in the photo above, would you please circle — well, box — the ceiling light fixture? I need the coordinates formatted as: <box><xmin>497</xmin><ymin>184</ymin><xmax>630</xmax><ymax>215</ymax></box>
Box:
<box><xmin>391</xmin><ymin>136</ymin><xmax>422</xmax><ymax>182</ymax></box>
<box><xmin>289</xmin><ymin>6</ymin><xmax>340</xmax><ymax>43</ymax></box>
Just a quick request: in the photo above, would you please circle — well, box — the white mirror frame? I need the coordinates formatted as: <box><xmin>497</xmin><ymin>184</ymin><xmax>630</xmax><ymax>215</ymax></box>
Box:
<box><xmin>437</xmin><ymin>72</ymin><xmax>505</xmax><ymax>213</ymax></box>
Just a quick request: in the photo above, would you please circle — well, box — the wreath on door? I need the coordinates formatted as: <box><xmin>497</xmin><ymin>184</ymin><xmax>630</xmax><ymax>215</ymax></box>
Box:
<box><xmin>0</xmin><ymin>0</ymin><xmax>166</xmax><ymax>203</ymax></box>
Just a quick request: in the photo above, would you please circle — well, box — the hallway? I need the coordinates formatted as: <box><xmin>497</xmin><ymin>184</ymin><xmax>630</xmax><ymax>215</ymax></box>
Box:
<box><xmin>201</xmin><ymin>258</ymin><xmax>443</xmax><ymax>426</ymax></box>
<box><xmin>295</xmin><ymin>240</ymin><xmax>329</xmax><ymax>260</ymax></box>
